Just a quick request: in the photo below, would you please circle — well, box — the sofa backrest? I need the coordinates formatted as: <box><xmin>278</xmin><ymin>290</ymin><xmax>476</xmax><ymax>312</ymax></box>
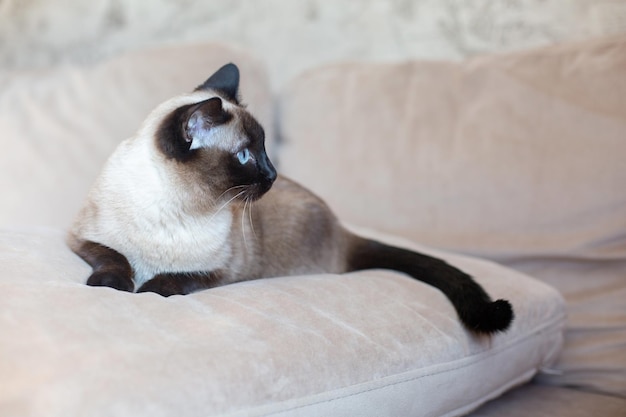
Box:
<box><xmin>278</xmin><ymin>37</ymin><xmax>626</xmax><ymax>262</ymax></box>
<box><xmin>0</xmin><ymin>43</ymin><xmax>272</xmax><ymax>229</ymax></box>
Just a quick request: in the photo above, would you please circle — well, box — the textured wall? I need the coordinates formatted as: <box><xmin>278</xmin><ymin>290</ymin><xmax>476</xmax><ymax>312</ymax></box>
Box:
<box><xmin>1</xmin><ymin>0</ymin><xmax>624</xmax><ymax>89</ymax></box>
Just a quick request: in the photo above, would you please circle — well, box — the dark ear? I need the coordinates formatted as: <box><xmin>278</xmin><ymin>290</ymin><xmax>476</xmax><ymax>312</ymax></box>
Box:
<box><xmin>196</xmin><ymin>63</ymin><xmax>240</xmax><ymax>104</ymax></box>
<box><xmin>157</xmin><ymin>97</ymin><xmax>232</xmax><ymax>160</ymax></box>
<box><xmin>183</xmin><ymin>97</ymin><xmax>232</xmax><ymax>148</ymax></box>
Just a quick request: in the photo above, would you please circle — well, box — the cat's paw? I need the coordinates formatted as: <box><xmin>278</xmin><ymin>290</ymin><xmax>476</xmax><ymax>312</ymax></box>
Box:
<box><xmin>136</xmin><ymin>279</ymin><xmax>182</xmax><ymax>297</ymax></box>
<box><xmin>86</xmin><ymin>271</ymin><xmax>134</xmax><ymax>292</ymax></box>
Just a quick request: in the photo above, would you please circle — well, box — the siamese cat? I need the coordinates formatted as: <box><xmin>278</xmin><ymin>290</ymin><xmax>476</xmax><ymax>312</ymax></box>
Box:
<box><xmin>68</xmin><ymin>63</ymin><xmax>513</xmax><ymax>334</ymax></box>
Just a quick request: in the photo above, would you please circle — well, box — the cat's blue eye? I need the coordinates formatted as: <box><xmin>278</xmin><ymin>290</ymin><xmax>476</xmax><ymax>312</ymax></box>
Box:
<box><xmin>237</xmin><ymin>148</ymin><xmax>251</xmax><ymax>165</ymax></box>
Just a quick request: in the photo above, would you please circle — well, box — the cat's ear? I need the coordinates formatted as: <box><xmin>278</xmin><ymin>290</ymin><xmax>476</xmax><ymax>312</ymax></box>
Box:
<box><xmin>157</xmin><ymin>97</ymin><xmax>232</xmax><ymax>160</ymax></box>
<box><xmin>183</xmin><ymin>97</ymin><xmax>232</xmax><ymax>150</ymax></box>
<box><xmin>196</xmin><ymin>63</ymin><xmax>240</xmax><ymax>104</ymax></box>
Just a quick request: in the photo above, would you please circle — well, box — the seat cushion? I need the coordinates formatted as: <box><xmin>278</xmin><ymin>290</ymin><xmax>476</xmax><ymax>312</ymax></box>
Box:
<box><xmin>0</xmin><ymin>228</ymin><xmax>564</xmax><ymax>417</ymax></box>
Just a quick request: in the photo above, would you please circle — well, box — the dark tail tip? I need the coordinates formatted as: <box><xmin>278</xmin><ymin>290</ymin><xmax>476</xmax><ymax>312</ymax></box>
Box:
<box><xmin>463</xmin><ymin>299</ymin><xmax>514</xmax><ymax>335</ymax></box>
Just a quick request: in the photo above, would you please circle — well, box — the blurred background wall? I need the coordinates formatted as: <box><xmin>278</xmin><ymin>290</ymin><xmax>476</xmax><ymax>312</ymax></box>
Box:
<box><xmin>1</xmin><ymin>0</ymin><xmax>625</xmax><ymax>90</ymax></box>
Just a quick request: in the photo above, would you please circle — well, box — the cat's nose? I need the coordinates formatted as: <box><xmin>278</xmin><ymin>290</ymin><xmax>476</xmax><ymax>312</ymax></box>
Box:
<box><xmin>264</xmin><ymin>165</ymin><xmax>277</xmax><ymax>184</ymax></box>
<box><xmin>260</xmin><ymin>154</ymin><xmax>277</xmax><ymax>184</ymax></box>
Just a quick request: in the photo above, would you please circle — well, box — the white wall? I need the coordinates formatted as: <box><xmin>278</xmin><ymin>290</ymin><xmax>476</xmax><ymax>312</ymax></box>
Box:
<box><xmin>1</xmin><ymin>0</ymin><xmax>624</xmax><ymax>90</ymax></box>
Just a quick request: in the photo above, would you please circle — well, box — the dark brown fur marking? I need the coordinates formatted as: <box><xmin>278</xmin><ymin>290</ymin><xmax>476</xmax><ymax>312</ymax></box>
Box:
<box><xmin>346</xmin><ymin>237</ymin><xmax>514</xmax><ymax>334</ymax></box>
<box><xmin>136</xmin><ymin>271</ymin><xmax>223</xmax><ymax>297</ymax></box>
<box><xmin>195</xmin><ymin>63</ymin><xmax>240</xmax><ymax>104</ymax></box>
<box><xmin>156</xmin><ymin>98</ymin><xmax>232</xmax><ymax>162</ymax></box>
<box><xmin>73</xmin><ymin>240</ymin><xmax>134</xmax><ymax>292</ymax></box>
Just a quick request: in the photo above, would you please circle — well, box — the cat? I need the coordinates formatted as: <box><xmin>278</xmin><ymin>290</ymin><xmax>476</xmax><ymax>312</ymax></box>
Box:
<box><xmin>68</xmin><ymin>63</ymin><xmax>513</xmax><ymax>335</ymax></box>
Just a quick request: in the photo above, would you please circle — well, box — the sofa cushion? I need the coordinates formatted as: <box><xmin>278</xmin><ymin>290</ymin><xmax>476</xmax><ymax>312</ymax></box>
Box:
<box><xmin>0</xmin><ymin>228</ymin><xmax>564</xmax><ymax>417</ymax></box>
<box><xmin>0</xmin><ymin>42</ymin><xmax>272</xmax><ymax>229</ymax></box>
<box><xmin>278</xmin><ymin>36</ymin><xmax>626</xmax><ymax>397</ymax></box>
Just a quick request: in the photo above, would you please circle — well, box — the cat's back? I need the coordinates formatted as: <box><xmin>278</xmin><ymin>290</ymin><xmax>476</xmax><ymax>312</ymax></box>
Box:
<box><xmin>252</xmin><ymin>176</ymin><xmax>349</xmax><ymax>275</ymax></box>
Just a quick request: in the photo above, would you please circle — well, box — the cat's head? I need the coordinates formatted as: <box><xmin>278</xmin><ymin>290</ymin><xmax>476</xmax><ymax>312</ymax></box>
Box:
<box><xmin>148</xmin><ymin>63</ymin><xmax>276</xmax><ymax>206</ymax></box>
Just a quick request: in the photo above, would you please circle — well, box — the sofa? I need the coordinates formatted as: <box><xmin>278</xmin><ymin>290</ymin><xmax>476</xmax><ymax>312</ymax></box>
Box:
<box><xmin>0</xmin><ymin>37</ymin><xmax>624</xmax><ymax>416</ymax></box>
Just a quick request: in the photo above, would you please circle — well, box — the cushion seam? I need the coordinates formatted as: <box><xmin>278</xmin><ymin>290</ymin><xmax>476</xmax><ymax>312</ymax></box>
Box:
<box><xmin>235</xmin><ymin>313</ymin><xmax>565</xmax><ymax>417</ymax></box>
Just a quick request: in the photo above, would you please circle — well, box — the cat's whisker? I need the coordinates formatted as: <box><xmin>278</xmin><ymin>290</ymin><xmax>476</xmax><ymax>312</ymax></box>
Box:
<box><xmin>215</xmin><ymin>185</ymin><xmax>248</xmax><ymax>203</ymax></box>
<box><xmin>208</xmin><ymin>190</ymin><xmax>247</xmax><ymax>223</ymax></box>
<box><xmin>241</xmin><ymin>197</ymin><xmax>250</xmax><ymax>251</ymax></box>
<box><xmin>247</xmin><ymin>196</ymin><xmax>258</xmax><ymax>240</ymax></box>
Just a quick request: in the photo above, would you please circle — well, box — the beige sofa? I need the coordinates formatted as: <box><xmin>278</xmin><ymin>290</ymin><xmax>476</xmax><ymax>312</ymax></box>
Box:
<box><xmin>0</xmin><ymin>38</ymin><xmax>624</xmax><ymax>416</ymax></box>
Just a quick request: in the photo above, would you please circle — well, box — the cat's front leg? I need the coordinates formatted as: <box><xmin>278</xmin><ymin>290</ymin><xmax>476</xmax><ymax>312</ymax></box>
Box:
<box><xmin>136</xmin><ymin>271</ymin><xmax>222</xmax><ymax>297</ymax></box>
<box><xmin>70</xmin><ymin>239</ymin><xmax>134</xmax><ymax>292</ymax></box>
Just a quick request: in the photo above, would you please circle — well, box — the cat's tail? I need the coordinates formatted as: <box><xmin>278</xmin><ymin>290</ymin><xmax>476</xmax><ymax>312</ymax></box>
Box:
<box><xmin>345</xmin><ymin>237</ymin><xmax>513</xmax><ymax>334</ymax></box>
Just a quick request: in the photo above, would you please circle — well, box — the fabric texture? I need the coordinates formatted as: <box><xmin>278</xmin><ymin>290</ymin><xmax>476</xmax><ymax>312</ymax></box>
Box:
<box><xmin>0</xmin><ymin>42</ymin><xmax>272</xmax><ymax>230</ymax></box>
<box><xmin>0</xmin><ymin>228</ymin><xmax>565</xmax><ymax>417</ymax></box>
<box><xmin>278</xmin><ymin>36</ymin><xmax>626</xmax><ymax>397</ymax></box>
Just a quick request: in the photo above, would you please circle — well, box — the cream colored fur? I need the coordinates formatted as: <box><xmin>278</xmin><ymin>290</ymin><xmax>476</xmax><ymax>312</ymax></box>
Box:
<box><xmin>70</xmin><ymin>90</ymin><xmax>245</xmax><ymax>287</ymax></box>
